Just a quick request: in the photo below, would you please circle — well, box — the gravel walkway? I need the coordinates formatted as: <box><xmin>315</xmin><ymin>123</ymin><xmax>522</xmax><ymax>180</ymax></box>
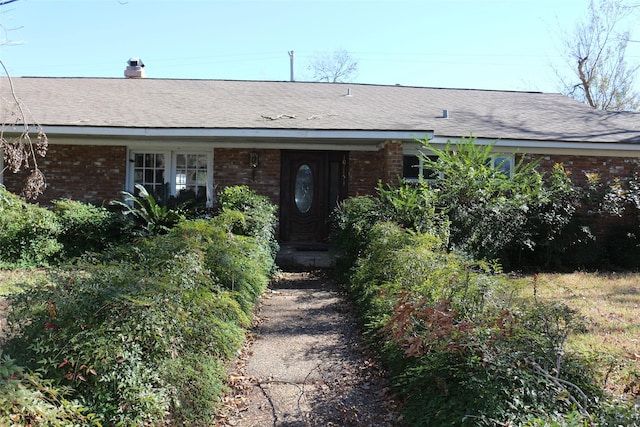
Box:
<box><xmin>217</xmin><ymin>271</ymin><xmax>401</xmax><ymax>427</ymax></box>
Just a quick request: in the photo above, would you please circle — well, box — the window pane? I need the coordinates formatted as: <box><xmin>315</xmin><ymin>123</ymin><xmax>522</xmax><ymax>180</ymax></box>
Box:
<box><xmin>422</xmin><ymin>155</ymin><xmax>439</xmax><ymax>181</ymax></box>
<box><xmin>494</xmin><ymin>156</ymin><xmax>512</xmax><ymax>176</ymax></box>
<box><xmin>295</xmin><ymin>164</ymin><xmax>313</xmax><ymax>213</ymax></box>
<box><xmin>197</xmin><ymin>155</ymin><xmax>207</xmax><ymax>168</ymax></box>
<box><xmin>155</xmin><ymin>154</ymin><xmax>165</xmax><ymax>168</ymax></box>
<box><xmin>134</xmin><ymin>154</ymin><xmax>144</xmax><ymax>167</ymax></box>
<box><xmin>176</xmin><ymin>154</ymin><xmax>186</xmax><ymax>168</ymax></box>
<box><xmin>403</xmin><ymin>155</ymin><xmax>420</xmax><ymax>179</ymax></box>
<box><xmin>187</xmin><ymin>154</ymin><xmax>197</xmax><ymax>168</ymax></box>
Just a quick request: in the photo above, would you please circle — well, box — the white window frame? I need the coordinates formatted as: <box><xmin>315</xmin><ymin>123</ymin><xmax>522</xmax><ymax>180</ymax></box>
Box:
<box><xmin>127</xmin><ymin>148</ymin><xmax>214</xmax><ymax>206</ymax></box>
<box><xmin>491</xmin><ymin>155</ymin><xmax>514</xmax><ymax>177</ymax></box>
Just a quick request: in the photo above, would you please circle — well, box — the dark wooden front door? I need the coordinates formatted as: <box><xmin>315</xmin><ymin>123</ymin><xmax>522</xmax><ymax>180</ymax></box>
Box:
<box><xmin>280</xmin><ymin>150</ymin><xmax>348</xmax><ymax>243</ymax></box>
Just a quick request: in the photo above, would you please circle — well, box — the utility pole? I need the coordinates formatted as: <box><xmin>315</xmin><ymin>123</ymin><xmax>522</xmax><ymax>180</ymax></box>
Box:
<box><xmin>288</xmin><ymin>50</ymin><xmax>295</xmax><ymax>82</ymax></box>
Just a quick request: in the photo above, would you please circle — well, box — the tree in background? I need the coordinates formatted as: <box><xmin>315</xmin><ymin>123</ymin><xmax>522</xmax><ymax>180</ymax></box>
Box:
<box><xmin>307</xmin><ymin>49</ymin><xmax>359</xmax><ymax>83</ymax></box>
<box><xmin>557</xmin><ymin>0</ymin><xmax>640</xmax><ymax>111</ymax></box>
<box><xmin>0</xmin><ymin>0</ymin><xmax>48</xmax><ymax>199</ymax></box>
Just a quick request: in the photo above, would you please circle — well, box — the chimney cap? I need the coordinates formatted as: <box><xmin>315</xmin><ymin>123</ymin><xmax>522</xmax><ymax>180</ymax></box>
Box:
<box><xmin>127</xmin><ymin>57</ymin><xmax>145</xmax><ymax>67</ymax></box>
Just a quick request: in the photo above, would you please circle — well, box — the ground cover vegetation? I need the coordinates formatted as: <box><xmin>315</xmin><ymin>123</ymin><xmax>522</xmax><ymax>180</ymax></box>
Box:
<box><xmin>330</xmin><ymin>137</ymin><xmax>640</xmax><ymax>426</ymax></box>
<box><xmin>0</xmin><ymin>185</ymin><xmax>278</xmax><ymax>426</ymax></box>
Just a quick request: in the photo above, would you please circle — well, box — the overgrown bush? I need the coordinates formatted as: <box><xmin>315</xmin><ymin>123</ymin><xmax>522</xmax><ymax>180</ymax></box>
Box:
<box><xmin>335</xmin><ymin>221</ymin><xmax>637</xmax><ymax>426</ymax></box>
<box><xmin>53</xmin><ymin>198</ymin><xmax>126</xmax><ymax>257</ymax></box>
<box><xmin>0</xmin><ymin>352</ymin><xmax>101</xmax><ymax>426</ymax></box>
<box><xmin>0</xmin><ymin>185</ymin><xmax>62</xmax><ymax>267</ymax></box>
<box><xmin>418</xmin><ymin>138</ymin><xmax>583</xmax><ymax>268</ymax></box>
<box><xmin>329</xmin><ymin>181</ymin><xmax>449</xmax><ymax>278</ymax></box>
<box><xmin>3</xmin><ymin>209</ymin><xmax>276</xmax><ymax>425</ymax></box>
<box><xmin>216</xmin><ymin>185</ymin><xmax>279</xmax><ymax>271</ymax></box>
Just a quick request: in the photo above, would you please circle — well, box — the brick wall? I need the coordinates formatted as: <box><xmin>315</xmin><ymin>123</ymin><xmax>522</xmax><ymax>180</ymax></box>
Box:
<box><xmin>348</xmin><ymin>140</ymin><xmax>403</xmax><ymax>197</ymax></box>
<box><xmin>213</xmin><ymin>148</ymin><xmax>281</xmax><ymax>205</ymax></box>
<box><xmin>3</xmin><ymin>144</ymin><xmax>126</xmax><ymax>205</ymax></box>
<box><xmin>523</xmin><ymin>154</ymin><xmax>640</xmax><ymax>186</ymax></box>
<box><xmin>524</xmin><ymin>153</ymin><xmax>640</xmax><ymax>243</ymax></box>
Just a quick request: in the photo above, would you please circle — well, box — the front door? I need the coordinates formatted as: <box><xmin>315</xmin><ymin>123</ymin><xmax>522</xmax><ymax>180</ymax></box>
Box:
<box><xmin>280</xmin><ymin>150</ymin><xmax>348</xmax><ymax>243</ymax></box>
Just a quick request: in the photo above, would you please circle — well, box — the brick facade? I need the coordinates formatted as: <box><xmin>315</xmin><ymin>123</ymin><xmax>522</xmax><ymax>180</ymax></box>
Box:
<box><xmin>3</xmin><ymin>144</ymin><xmax>126</xmax><ymax>205</ymax></box>
<box><xmin>523</xmin><ymin>153</ymin><xmax>640</xmax><ymax>242</ymax></box>
<box><xmin>213</xmin><ymin>148</ymin><xmax>282</xmax><ymax>206</ymax></box>
<box><xmin>213</xmin><ymin>143</ymin><xmax>403</xmax><ymax>204</ymax></box>
<box><xmin>523</xmin><ymin>154</ymin><xmax>640</xmax><ymax>186</ymax></box>
<box><xmin>6</xmin><ymin>142</ymin><xmax>638</xmax><ymax>245</ymax></box>
<box><xmin>348</xmin><ymin>141</ymin><xmax>403</xmax><ymax>197</ymax></box>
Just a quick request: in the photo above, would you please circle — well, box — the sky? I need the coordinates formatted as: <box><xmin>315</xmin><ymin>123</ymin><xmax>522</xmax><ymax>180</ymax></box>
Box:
<box><xmin>0</xmin><ymin>0</ymin><xmax>639</xmax><ymax>94</ymax></box>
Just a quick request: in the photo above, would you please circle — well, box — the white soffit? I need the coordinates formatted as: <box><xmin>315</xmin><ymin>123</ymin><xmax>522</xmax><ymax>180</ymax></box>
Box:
<box><xmin>33</xmin><ymin>126</ymin><xmax>433</xmax><ymax>151</ymax></box>
<box><xmin>407</xmin><ymin>137</ymin><xmax>640</xmax><ymax>158</ymax></box>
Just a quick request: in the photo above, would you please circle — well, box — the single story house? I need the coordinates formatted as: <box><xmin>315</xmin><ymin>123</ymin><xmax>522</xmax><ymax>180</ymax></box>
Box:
<box><xmin>2</xmin><ymin>71</ymin><xmax>640</xmax><ymax>247</ymax></box>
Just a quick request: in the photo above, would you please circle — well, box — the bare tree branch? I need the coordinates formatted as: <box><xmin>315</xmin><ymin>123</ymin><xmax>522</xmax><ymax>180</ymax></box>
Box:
<box><xmin>1</xmin><ymin>61</ymin><xmax>48</xmax><ymax>199</ymax></box>
<box><xmin>307</xmin><ymin>49</ymin><xmax>359</xmax><ymax>83</ymax></box>
<box><xmin>556</xmin><ymin>0</ymin><xmax>640</xmax><ymax>111</ymax></box>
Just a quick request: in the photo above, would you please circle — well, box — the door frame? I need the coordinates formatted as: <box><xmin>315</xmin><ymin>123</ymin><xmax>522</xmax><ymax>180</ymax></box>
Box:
<box><xmin>279</xmin><ymin>150</ymin><xmax>348</xmax><ymax>244</ymax></box>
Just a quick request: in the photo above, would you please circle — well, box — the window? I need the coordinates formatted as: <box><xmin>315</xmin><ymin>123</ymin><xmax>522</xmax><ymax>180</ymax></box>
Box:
<box><xmin>175</xmin><ymin>153</ymin><xmax>208</xmax><ymax>201</ymax></box>
<box><xmin>492</xmin><ymin>155</ymin><xmax>514</xmax><ymax>177</ymax></box>
<box><xmin>133</xmin><ymin>153</ymin><xmax>166</xmax><ymax>196</ymax></box>
<box><xmin>130</xmin><ymin>150</ymin><xmax>212</xmax><ymax>205</ymax></box>
<box><xmin>402</xmin><ymin>155</ymin><xmax>439</xmax><ymax>182</ymax></box>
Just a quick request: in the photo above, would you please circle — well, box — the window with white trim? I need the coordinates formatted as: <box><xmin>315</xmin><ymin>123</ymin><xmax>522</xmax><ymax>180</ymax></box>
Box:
<box><xmin>491</xmin><ymin>155</ymin><xmax>514</xmax><ymax>177</ymax></box>
<box><xmin>402</xmin><ymin>153</ymin><xmax>514</xmax><ymax>181</ymax></box>
<box><xmin>133</xmin><ymin>152</ymin><xmax>167</xmax><ymax>196</ymax></box>
<box><xmin>130</xmin><ymin>150</ymin><xmax>212</xmax><ymax>205</ymax></box>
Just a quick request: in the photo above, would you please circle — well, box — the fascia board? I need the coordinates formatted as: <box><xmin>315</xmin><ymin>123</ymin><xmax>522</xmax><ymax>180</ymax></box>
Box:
<box><xmin>421</xmin><ymin>137</ymin><xmax>640</xmax><ymax>158</ymax></box>
<box><xmin>33</xmin><ymin>126</ymin><xmax>433</xmax><ymax>141</ymax></box>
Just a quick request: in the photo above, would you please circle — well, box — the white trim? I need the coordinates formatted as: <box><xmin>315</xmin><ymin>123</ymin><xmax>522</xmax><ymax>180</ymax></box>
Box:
<box><xmin>408</xmin><ymin>137</ymin><xmax>640</xmax><ymax>158</ymax></box>
<box><xmin>35</xmin><ymin>125</ymin><xmax>432</xmax><ymax>141</ymax></box>
<box><xmin>126</xmin><ymin>149</ymin><xmax>214</xmax><ymax>207</ymax></box>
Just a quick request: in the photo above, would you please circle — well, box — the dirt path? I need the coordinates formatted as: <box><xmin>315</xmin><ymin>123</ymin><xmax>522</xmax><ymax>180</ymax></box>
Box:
<box><xmin>217</xmin><ymin>271</ymin><xmax>401</xmax><ymax>427</ymax></box>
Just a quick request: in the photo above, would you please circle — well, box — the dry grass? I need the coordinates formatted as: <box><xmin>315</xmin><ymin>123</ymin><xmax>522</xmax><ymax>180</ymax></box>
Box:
<box><xmin>518</xmin><ymin>271</ymin><xmax>640</xmax><ymax>398</ymax></box>
<box><xmin>0</xmin><ymin>269</ymin><xmax>49</xmax><ymax>342</ymax></box>
<box><xmin>0</xmin><ymin>269</ymin><xmax>48</xmax><ymax>296</ymax></box>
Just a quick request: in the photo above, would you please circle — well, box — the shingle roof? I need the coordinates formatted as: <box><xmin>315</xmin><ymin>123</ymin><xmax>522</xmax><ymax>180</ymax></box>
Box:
<box><xmin>1</xmin><ymin>77</ymin><xmax>639</xmax><ymax>143</ymax></box>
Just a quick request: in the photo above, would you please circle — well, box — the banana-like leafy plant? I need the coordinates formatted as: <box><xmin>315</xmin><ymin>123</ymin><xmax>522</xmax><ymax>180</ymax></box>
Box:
<box><xmin>111</xmin><ymin>184</ymin><xmax>185</xmax><ymax>235</ymax></box>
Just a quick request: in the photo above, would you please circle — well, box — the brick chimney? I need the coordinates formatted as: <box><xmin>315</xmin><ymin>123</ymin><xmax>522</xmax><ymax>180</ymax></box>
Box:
<box><xmin>124</xmin><ymin>57</ymin><xmax>146</xmax><ymax>78</ymax></box>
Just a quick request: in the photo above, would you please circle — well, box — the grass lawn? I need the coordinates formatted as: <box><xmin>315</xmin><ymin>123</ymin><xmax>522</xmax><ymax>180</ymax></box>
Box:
<box><xmin>517</xmin><ymin>271</ymin><xmax>640</xmax><ymax>399</ymax></box>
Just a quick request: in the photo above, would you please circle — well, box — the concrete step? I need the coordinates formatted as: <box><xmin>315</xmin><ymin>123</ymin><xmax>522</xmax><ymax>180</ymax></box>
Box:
<box><xmin>276</xmin><ymin>244</ymin><xmax>334</xmax><ymax>269</ymax></box>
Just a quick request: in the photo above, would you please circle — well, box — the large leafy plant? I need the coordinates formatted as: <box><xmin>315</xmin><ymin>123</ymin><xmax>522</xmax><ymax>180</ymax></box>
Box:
<box><xmin>111</xmin><ymin>184</ymin><xmax>185</xmax><ymax>235</ymax></box>
<box><xmin>418</xmin><ymin>137</ymin><xmax>579</xmax><ymax>267</ymax></box>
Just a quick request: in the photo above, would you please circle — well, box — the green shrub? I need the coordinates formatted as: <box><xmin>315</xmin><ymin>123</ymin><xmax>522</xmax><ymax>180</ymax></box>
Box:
<box><xmin>53</xmin><ymin>198</ymin><xmax>125</xmax><ymax>257</ymax></box>
<box><xmin>418</xmin><ymin>138</ymin><xmax>582</xmax><ymax>269</ymax></box>
<box><xmin>0</xmin><ymin>186</ymin><xmax>62</xmax><ymax>267</ymax></box>
<box><xmin>216</xmin><ymin>185</ymin><xmax>279</xmax><ymax>269</ymax></box>
<box><xmin>330</xmin><ymin>183</ymin><xmax>449</xmax><ymax>278</ymax></box>
<box><xmin>336</xmin><ymin>222</ymin><xmax>632</xmax><ymax>426</ymax></box>
<box><xmin>4</xmin><ymin>217</ymin><xmax>275</xmax><ymax>425</ymax></box>
<box><xmin>329</xmin><ymin>195</ymin><xmax>386</xmax><ymax>277</ymax></box>
<box><xmin>0</xmin><ymin>351</ymin><xmax>102</xmax><ymax>426</ymax></box>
